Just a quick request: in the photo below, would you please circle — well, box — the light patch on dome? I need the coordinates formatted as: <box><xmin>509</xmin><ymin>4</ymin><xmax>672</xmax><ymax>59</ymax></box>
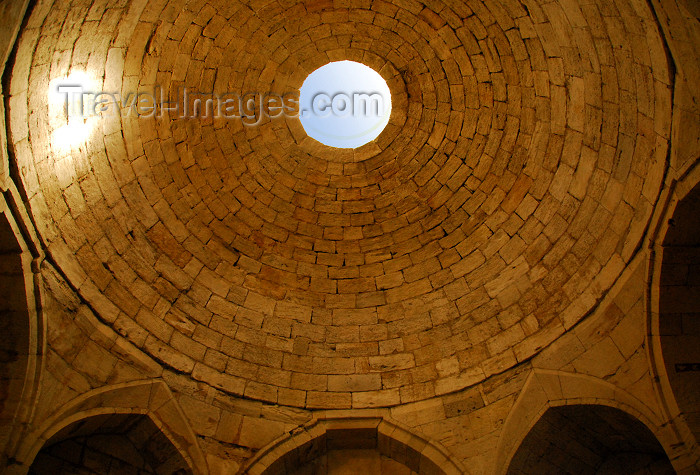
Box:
<box><xmin>48</xmin><ymin>71</ymin><xmax>99</xmax><ymax>153</ymax></box>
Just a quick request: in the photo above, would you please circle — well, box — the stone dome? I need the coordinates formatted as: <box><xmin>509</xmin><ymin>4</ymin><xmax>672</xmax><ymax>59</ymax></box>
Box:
<box><xmin>9</xmin><ymin>0</ymin><xmax>670</xmax><ymax>408</ymax></box>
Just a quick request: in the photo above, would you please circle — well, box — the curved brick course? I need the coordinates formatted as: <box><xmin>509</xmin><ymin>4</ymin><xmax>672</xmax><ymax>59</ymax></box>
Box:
<box><xmin>9</xmin><ymin>0</ymin><xmax>672</xmax><ymax>409</ymax></box>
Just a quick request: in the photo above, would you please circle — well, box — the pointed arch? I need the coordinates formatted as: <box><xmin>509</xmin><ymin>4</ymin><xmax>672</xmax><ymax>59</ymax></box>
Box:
<box><xmin>0</xmin><ymin>191</ymin><xmax>43</xmax><ymax>469</ymax></box>
<box><xmin>494</xmin><ymin>369</ymin><xmax>679</xmax><ymax>474</ymax></box>
<box><xmin>11</xmin><ymin>380</ymin><xmax>208</xmax><ymax>475</ymax></box>
<box><xmin>647</xmin><ymin>161</ymin><xmax>700</xmax><ymax>470</ymax></box>
<box><xmin>243</xmin><ymin>412</ymin><xmax>467</xmax><ymax>475</ymax></box>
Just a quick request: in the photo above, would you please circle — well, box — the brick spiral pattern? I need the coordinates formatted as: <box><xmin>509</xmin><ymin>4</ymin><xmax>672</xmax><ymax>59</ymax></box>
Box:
<box><xmin>9</xmin><ymin>0</ymin><xmax>671</xmax><ymax>408</ymax></box>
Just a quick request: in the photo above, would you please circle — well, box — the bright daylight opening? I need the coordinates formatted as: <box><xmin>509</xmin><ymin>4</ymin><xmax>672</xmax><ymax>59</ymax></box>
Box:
<box><xmin>299</xmin><ymin>61</ymin><xmax>391</xmax><ymax>149</ymax></box>
<box><xmin>48</xmin><ymin>71</ymin><xmax>98</xmax><ymax>153</ymax></box>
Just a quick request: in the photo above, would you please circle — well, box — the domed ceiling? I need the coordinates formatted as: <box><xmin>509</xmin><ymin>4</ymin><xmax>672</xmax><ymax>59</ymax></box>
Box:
<box><xmin>9</xmin><ymin>0</ymin><xmax>671</xmax><ymax>408</ymax></box>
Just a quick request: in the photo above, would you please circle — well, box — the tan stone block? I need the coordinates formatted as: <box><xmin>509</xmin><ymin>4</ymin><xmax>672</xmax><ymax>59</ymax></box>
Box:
<box><xmin>571</xmin><ymin>336</ymin><xmax>626</xmax><ymax>379</ymax></box>
<box><xmin>328</xmin><ymin>374</ymin><xmax>382</xmax><ymax>392</ymax></box>
<box><xmin>435</xmin><ymin>367</ymin><xmax>485</xmax><ymax>396</ymax></box>
<box><xmin>179</xmin><ymin>394</ymin><xmax>221</xmax><ymax>437</ymax></box>
<box><xmin>238</xmin><ymin>416</ymin><xmax>286</xmax><ymax>449</ymax></box>
<box><xmin>306</xmin><ymin>391</ymin><xmax>351</xmax><ymax>409</ymax></box>
<box><xmin>368</xmin><ymin>353</ymin><xmax>415</xmax><ymax>372</ymax></box>
<box><xmin>170</xmin><ymin>329</ymin><xmax>206</xmax><ymax>361</ymax></box>
<box><xmin>352</xmin><ymin>388</ymin><xmax>400</xmax><ymax>408</ymax></box>
<box><xmin>144</xmin><ymin>335</ymin><xmax>195</xmax><ymax>373</ymax></box>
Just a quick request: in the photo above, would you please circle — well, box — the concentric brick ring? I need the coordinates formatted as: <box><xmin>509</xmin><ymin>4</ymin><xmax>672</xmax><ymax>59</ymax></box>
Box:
<box><xmin>10</xmin><ymin>0</ymin><xmax>671</xmax><ymax>407</ymax></box>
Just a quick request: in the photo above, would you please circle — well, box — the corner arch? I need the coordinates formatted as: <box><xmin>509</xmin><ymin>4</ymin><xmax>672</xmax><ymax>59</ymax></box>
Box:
<box><xmin>507</xmin><ymin>404</ymin><xmax>674</xmax><ymax>474</ymax></box>
<box><xmin>243</xmin><ymin>413</ymin><xmax>467</xmax><ymax>475</ymax></box>
<box><xmin>494</xmin><ymin>369</ymin><xmax>678</xmax><ymax>475</ymax></box>
<box><xmin>647</xmin><ymin>161</ymin><xmax>700</xmax><ymax>470</ymax></box>
<box><xmin>10</xmin><ymin>380</ymin><xmax>208</xmax><ymax>475</ymax></box>
<box><xmin>29</xmin><ymin>412</ymin><xmax>193</xmax><ymax>474</ymax></box>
